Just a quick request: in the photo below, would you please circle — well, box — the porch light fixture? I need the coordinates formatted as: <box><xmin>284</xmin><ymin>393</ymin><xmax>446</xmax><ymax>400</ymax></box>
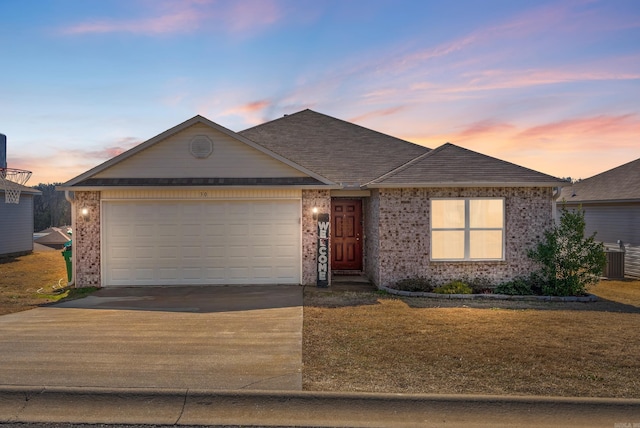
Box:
<box><xmin>312</xmin><ymin>206</ymin><xmax>319</xmax><ymax>220</ymax></box>
<box><xmin>80</xmin><ymin>207</ymin><xmax>90</xmax><ymax>221</ymax></box>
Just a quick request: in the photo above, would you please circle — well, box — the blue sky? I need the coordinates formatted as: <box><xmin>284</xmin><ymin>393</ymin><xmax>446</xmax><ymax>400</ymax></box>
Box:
<box><xmin>1</xmin><ymin>0</ymin><xmax>639</xmax><ymax>184</ymax></box>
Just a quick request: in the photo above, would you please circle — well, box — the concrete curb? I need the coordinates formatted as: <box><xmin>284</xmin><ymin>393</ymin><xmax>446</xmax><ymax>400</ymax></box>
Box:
<box><xmin>1</xmin><ymin>386</ymin><xmax>639</xmax><ymax>427</ymax></box>
<box><xmin>381</xmin><ymin>286</ymin><xmax>599</xmax><ymax>302</ymax></box>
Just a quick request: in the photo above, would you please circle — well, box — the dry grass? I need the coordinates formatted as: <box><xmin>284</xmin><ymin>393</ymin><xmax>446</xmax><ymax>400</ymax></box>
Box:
<box><xmin>0</xmin><ymin>250</ymin><xmax>89</xmax><ymax>315</ymax></box>
<box><xmin>303</xmin><ymin>280</ymin><xmax>640</xmax><ymax>398</ymax></box>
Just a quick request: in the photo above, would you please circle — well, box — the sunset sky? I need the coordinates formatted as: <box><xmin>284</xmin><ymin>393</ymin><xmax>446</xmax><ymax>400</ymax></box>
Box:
<box><xmin>1</xmin><ymin>0</ymin><xmax>639</xmax><ymax>185</ymax></box>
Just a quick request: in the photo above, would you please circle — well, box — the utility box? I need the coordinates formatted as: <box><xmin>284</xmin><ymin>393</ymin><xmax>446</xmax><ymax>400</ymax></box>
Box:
<box><xmin>604</xmin><ymin>250</ymin><xmax>625</xmax><ymax>279</ymax></box>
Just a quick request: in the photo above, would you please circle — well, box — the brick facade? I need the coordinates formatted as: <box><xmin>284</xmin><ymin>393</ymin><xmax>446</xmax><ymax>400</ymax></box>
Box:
<box><xmin>301</xmin><ymin>189</ymin><xmax>331</xmax><ymax>286</ymax></box>
<box><xmin>363</xmin><ymin>192</ymin><xmax>380</xmax><ymax>286</ymax></box>
<box><xmin>72</xmin><ymin>187</ymin><xmax>553</xmax><ymax>289</ymax></box>
<box><xmin>367</xmin><ymin>187</ymin><xmax>554</xmax><ymax>288</ymax></box>
<box><xmin>74</xmin><ymin>191</ymin><xmax>101</xmax><ymax>287</ymax></box>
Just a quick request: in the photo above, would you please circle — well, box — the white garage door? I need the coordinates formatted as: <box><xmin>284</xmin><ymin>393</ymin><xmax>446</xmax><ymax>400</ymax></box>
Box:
<box><xmin>102</xmin><ymin>200</ymin><xmax>301</xmax><ymax>286</ymax></box>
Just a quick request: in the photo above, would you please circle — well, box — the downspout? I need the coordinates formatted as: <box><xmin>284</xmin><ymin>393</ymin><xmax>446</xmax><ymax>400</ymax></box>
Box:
<box><xmin>552</xmin><ymin>186</ymin><xmax>565</xmax><ymax>224</ymax></box>
<box><xmin>64</xmin><ymin>190</ymin><xmax>76</xmax><ymax>287</ymax></box>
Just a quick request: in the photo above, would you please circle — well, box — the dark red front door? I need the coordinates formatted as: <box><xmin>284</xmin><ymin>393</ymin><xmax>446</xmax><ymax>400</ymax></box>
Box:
<box><xmin>331</xmin><ymin>199</ymin><xmax>363</xmax><ymax>271</ymax></box>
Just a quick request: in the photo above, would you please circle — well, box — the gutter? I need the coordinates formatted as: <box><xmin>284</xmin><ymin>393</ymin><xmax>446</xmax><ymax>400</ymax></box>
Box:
<box><xmin>363</xmin><ymin>181</ymin><xmax>569</xmax><ymax>189</ymax></box>
<box><xmin>64</xmin><ymin>190</ymin><xmax>75</xmax><ymax>287</ymax></box>
<box><xmin>56</xmin><ymin>184</ymin><xmax>344</xmax><ymax>192</ymax></box>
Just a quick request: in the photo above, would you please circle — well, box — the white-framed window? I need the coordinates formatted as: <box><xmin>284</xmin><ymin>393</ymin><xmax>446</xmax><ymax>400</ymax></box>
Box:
<box><xmin>430</xmin><ymin>198</ymin><xmax>505</xmax><ymax>261</ymax></box>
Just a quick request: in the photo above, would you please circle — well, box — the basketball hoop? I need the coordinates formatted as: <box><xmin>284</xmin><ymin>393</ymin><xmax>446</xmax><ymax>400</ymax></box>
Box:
<box><xmin>0</xmin><ymin>167</ymin><xmax>32</xmax><ymax>204</ymax></box>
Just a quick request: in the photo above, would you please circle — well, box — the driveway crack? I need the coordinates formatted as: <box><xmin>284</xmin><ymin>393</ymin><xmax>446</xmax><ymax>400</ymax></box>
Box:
<box><xmin>174</xmin><ymin>388</ymin><xmax>188</xmax><ymax>425</ymax></box>
<box><xmin>239</xmin><ymin>372</ymin><xmax>301</xmax><ymax>390</ymax></box>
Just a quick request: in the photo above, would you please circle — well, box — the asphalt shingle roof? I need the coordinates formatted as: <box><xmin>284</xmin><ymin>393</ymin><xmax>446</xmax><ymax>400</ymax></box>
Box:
<box><xmin>240</xmin><ymin>109</ymin><xmax>430</xmax><ymax>186</ymax></box>
<box><xmin>366</xmin><ymin>143</ymin><xmax>565</xmax><ymax>187</ymax></box>
<box><xmin>558</xmin><ymin>157</ymin><xmax>640</xmax><ymax>203</ymax></box>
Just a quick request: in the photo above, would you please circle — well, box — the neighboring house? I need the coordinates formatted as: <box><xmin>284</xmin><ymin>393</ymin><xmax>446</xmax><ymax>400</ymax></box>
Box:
<box><xmin>558</xmin><ymin>157</ymin><xmax>640</xmax><ymax>278</ymax></box>
<box><xmin>0</xmin><ymin>183</ymin><xmax>41</xmax><ymax>258</ymax></box>
<box><xmin>58</xmin><ymin>110</ymin><xmax>565</xmax><ymax>288</ymax></box>
<box><xmin>34</xmin><ymin>227</ymin><xmax>72</xmax><ymax>249</ymax></box>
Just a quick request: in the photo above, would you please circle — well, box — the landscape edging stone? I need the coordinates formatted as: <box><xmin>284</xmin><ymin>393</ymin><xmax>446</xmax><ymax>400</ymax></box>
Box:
<box><xmin>380</xmin><ymin>286</ymin><xmax>598</xmax><ymax>302</ymax></box>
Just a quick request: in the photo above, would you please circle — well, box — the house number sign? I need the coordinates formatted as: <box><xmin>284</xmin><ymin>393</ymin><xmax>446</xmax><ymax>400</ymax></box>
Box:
<box><xmin>317</xmin><ymin>213</ymin><xmax>329</xmax><ymax>288</ymax></box>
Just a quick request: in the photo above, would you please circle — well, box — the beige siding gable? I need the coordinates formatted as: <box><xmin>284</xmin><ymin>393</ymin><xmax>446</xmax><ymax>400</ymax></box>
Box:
<box><xmin>94</xmin><ymin>123</ymin><xmax>308</xmax><ymax>179</ymax></box>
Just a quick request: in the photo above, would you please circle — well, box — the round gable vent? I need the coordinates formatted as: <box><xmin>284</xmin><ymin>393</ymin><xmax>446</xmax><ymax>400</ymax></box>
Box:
<box><xmin>190</xmin><ymin>135</ymin><xmax>213</xmax><ymax>159</ymax></box>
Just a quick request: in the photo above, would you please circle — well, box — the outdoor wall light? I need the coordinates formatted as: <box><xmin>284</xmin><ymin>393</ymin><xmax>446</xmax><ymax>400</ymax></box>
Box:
<box><xmin>312</xmin><ymin>206</ymin><xmax>319</xmax><ymax>220</ymax></box>
<box><xmin>80</xmin><ymin>207</ymin><xmax>90</xmax><ymax>221</ymax></box>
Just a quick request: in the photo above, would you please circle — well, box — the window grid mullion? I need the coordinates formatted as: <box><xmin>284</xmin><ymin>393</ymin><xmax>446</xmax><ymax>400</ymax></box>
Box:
<box><xmin>464</xmin><ymin>199</ymin><xmax>470</xmax><ymax>259</ymax></box>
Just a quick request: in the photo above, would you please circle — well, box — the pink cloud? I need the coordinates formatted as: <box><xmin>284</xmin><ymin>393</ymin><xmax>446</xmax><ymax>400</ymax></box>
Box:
<box><xmin>62</xmin><ymin>1</ymin><xmax>205</xmax><ymax>35</ymax></box>
<box><xmin>517</xmin><ymin>114</ymin><xmax>640</xmax><ymax>149</ymax></box>
<box><xmin>364</xmin><ymin>1</ymin><xmax>636</xmax><ymax>88</ymax></box>
<box><xmin>457</xmin><ymin>120</ymin><xmax>516</xmax><ymax>139</ymax></box>
<box><xmin>349</xmin><ymin>106</ymin><xmax>406</xmax><ymax>124</ymax></box>
<box><xmin>222</xmin><ymin>99</ymin><xmax>271</xmax><ymax>115</ymax></box>
<box><xmin>444</xmin><ymin>69</ymin><xmax>640</xmax><ymax>93</ymax></box>
<box><xmin>65</xmin><ymin>139</ymin><xmax>141</xmax><ymax>164</ymax></box>
<box><xmin>237</xmin><ymin>100</ymin><xmax>271</xmax><ymax>114</ymax></box>
<box><xmin>60</xmin><ymin>0</ymin><xmax>283</xmax><ymax>36</ymax></box>
<box><xmin>405</xmin><ymin>111</ymin><xmax>640</xmax><ymax>179</ymax></box>
<box><xmin>219</xmin><ymin>99</ymin><xmax>273</xmax><ymax>125</ymax></box>
<box><xmin>13</xmin><ymin>137</ymin><xmax>143</xmax><ymax>184</ymax></box>
<box><xmin>223</xmin><ymin>1</ymin><xmax>281</xmax><ymax>33</ymax></box>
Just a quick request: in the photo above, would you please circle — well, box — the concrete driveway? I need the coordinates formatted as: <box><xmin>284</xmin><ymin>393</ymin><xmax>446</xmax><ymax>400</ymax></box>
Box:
<box><xmin>0</xmin><ymin>285</ymin><xmax>302</xmax><ymax>391</ymax></box>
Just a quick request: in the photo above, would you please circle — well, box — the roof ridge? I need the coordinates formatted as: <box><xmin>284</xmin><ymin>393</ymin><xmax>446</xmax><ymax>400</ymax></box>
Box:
<box><xmin>575</xmin><ymin>156</ymin><xmax>640</xmax><ymax>184</ymax></box>
<box><xmin>239</xmin><ymin>109</ymin><xmax>312</xmax><ymax>133</ymax></box>
<box><xmin>240</xmin><ymin>109</ymin><xmax>420</xmax><ymax>146</ymax></box>
<box><xmin>446</xmin><ymin>142</ymin><xmax>563</xmax><ymax>178</ymax></box>
<box><xmin>364</xmin><ymin>144</ymin><xmax>440</xmax><ymax>186</ymax></box>
<box><xmin>364</xmin><ymin>142</ymin><xmax>566</xmax><ymax>188</ymax></box>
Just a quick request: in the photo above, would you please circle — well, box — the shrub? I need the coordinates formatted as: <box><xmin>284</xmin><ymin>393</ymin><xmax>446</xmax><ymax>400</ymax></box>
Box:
<box><xmin>466</xmin><ymin>277</ymin><xmax>494</xmax><ymax>294</ymax></box>
<box><xmin>495</xmin><ymin>277</ymin><xmax>533</xmax><ymax>295</ymax></box>
<box><xmin>394</xmin><ymin>277</ymin><xmax>434</xmax><ymax>292</ymax></box>
<box><xmin>433</xmin><ymin>280</ymin><xmax>473</xmax><ymax>294</ymax></box>
<box><xmin>528</xmin><ymin>207</ymin><xmax>606</xmax><ymax>296</ymax></box>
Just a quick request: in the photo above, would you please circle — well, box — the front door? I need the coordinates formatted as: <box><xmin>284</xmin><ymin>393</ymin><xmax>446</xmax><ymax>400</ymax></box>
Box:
<box><xmin>331</xmin><ymin>199</ymin><xmax>363</xmax><ymax>271</ymax></box>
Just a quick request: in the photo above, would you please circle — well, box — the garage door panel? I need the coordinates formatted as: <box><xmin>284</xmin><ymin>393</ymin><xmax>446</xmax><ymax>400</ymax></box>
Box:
<box><xmin>183</xmin><ymin>268</ymin><xmax>203</xmax><ymax>280</ymax></box>
<box><xmin>158</xmin><ymin>227</ymin><xmax>178</xmax><ymax>238</ymax></box>
<box><xmin>254</xmin><ymin>267</ymin><xmax>274</xmax><ymax>278</ymax></box>
<box><xmin>253</xmin><ymin>245</ymin><xmax>273</xmax><ymax>257</ymax></box>
<box><xmin>133</xmin><ymin>245</ymin><xmax>153</xmax><ymax>257</ymax></box>
<box><xmin>134</xmin><ymin>268</ymin><xmax>155</xmax><ymax>281</ymax></box>
<box><xmin>204</xmin><ymin>224</ymin><xmax>225</xmax><ymax>236</ymax></box>
<box><xmin>111</xmin><ymin>267</ymin><xmax>131</xmax><ymax>280</ymax></box>
<box><xmin>158</xmin><ymin>268</ymin><xmax>179</xmax><ymax>281</ymax></box>
<box><xmin>275</xmin><ymin>243</ymin><xmax>298</xmax><ymax>256</ymax></box>
<box><xmin>133</xmin><ymin>223</ymin><xmax>154</xmax><ymax>237</ymax></box>
<box><xmin>158</xmin><ymin>246</ymin><xmax>179</xmax><ymax>258</ymax></box>
<box><xmin>111</xmin><ymin>225</ymin><xmax>131</xmax><ymax>238</ymax></box>
<box><xmin>182</xmin><ymin>245</ymin><xmax>203</xmax><ymax>258</ymax></box>
<box><xmin>205</xmin><ymin>267</ymin><xmax>226</xmax><ymax>279</ymax></box>
<box><xmin>103</xmin><ymin>200</ymin><xmax>300</xmax><ymax>286</ymax></box>
<box><xmin>229</xmin><ymin>267</ymin><xmax>250</xmax><ymax>278</ymax></box>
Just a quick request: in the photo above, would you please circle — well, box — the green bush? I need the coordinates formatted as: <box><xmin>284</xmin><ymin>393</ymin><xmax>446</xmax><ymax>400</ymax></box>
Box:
<box><xmin>433</xmin><ymin>280</ymin><xmax>473</xmax><ymax>294</ymax></box>
<box><xmin>528</xmin><ymin>207</ymin><xmax>606</xmax><ymax>296</ymax></box>
<box><xmin>466</xmin><ymin>277</ymin><xmax>494</xmax><ymax>294</ymax></box>
<box><xmin>394</xmin><ymin>277</ymin><xmax>434</xmax><ymax>292</ymax></box>
<box><xmin>495</xmin><ymin>277</ymin><xmax>533</xmax><ymax>295</ymax></box>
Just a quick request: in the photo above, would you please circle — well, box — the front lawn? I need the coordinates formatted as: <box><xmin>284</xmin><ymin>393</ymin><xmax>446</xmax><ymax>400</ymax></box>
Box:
<box><xmin>0</xmin><ymin>250</ymin><xmax>95</xmax><ymax>315</ymax></box>
<box><xmin>303</xmin><ymin>279</ymin><xmax>640</xmax><ymax>398</ymax></box>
